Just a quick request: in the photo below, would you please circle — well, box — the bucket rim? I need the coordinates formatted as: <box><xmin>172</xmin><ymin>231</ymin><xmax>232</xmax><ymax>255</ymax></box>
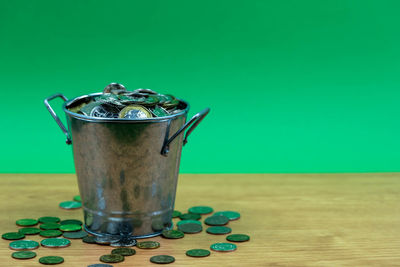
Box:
<box><xmin>62</xmin><ymin>92</ymin><xmax>190</xmax><ymax>123</ymax></box>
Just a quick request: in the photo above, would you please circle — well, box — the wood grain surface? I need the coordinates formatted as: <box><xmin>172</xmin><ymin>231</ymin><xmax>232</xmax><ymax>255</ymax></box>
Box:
<box><xmin>0</xmin><ymin>173</ymin><xmax>399</xmax><ymax>267</ymax></box>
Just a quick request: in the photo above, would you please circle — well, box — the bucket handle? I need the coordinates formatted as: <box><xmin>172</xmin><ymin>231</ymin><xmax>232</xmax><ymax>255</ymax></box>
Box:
<box><xmin>161</xmin><ymin>108</ymin><xmax>210</xmax><ymax>156</ymax></box>
<box><xmin>44</xmin><ymin>93</ymin><xmax>72</xmax><ymax>145</ymax></box>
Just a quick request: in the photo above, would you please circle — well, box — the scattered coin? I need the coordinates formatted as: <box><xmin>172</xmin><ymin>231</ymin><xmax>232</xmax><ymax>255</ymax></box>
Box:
<box><xmin>178</xmin><ymin>223</ymin><xmax>202</xmax><ymax>234</ymax></box>
<box><xmin>38</xmin><ymin>216</ymin><xmax>61</xmax><ymax>224</ymax></box>
<box><xmin>206</xmin><ymin>226</ymin><xmax>232</xmax><ymax>235</ymax></box>
<box><xmin>162</xmin><ymin>229</ymin><xmax>184</xmax><ymax>239</ymax></box>
<box><xmin>100</xmin><ymin>254</ymin><xmax>124</xmax><ymax>263</ymax></box>
<box><xmin>172</xmin><ymin>210</ymin><xmax>182</xmax><ymax>218</ymax></box>
<box><xmin>188</xmin><ymin>206</ymin><xmax>214</xmax><ymax>215</ymax></box>
<box><xmin>111</xmin><ymin>247</ymin><xmax>136</xmax><ymax>256</ymax></box>
<box><xmin>39</xmin><ymin>256</ymin><xmax>64</xmax><ymax>265</ymax></box>
<box><xmin>11</xmin><ymin>250</ymin><xmax>37</xmax><ymax>259</ymax></box>
<box><xmin>60</xmin><ymin>219</ymin><xmax>83</xmax><ymax>226</ymax></box>
<box><xmin>2</xmin><ymin>232</ymin><xmax>25</xmax><ymax>240</ymax></box>
<box><xmin>87</xmin><ymin>264</ymin><xmax>113</xmax><ymax>267</ymax></box>
<box><xmin>118</xmin><ymin>105</ymin><xmax>152</xmax><ymax>119</ymax></box>
<box><xmin>82</xmin><ymin>235</ymin><xmax>96</xmax><ymax>244</ymax></box>
<box><xmin>41</xmin><ymin>238</ymin><xmax>71</xmax><ymax>248</ymax></box>
<box><xmin>214</xmin><ymin>211</ymin><xmax>241</xmax><ymax>221</ymax></box>
<box><xmin>73</xmin><ymin>195</ymin><xmax>82</xmax><ymax>202</ymax></box>
<box><xmin>150</xmin><ymin>255</ymin><xmax>175</xmax><ymax>264</ymax></box>
<box><xmin>186</xmin><ymin>249</ymin><xmax>211</xmax><ymax>257</ymax></box>
<box><xmin>16</xmin><ymin>218</ymin><xmax>38</xmax><ymax>227</ymax></box>
<box><xmin>226</xmin><ymin>234</ymin><xmax>250</xmax><ymax>242</ymax></box>
<box><xmin>210</xmin><ymin>242</ymin><xmax>237</xmax><ymax>252</ymax></box>
<box><xmin>40</xmin><ymin>230</ymin><xmax>63</xmax><ymax>238</ymax></box>
<box><xmin>18</xmin><ymin>227</ymin><xmax>41</xmax><ymax>235</ymax></box>
<box><xmin>204</xmin><ymin>215</ymin><xmax>230</xmax><ymax>226</ymax></box>
<box><xmin>136</xmin><ymin>241</ymin><xmax>160</xmax><ymax>249</ymax></box>
<box><xmin>59</xmin><ymin>224</ymin><xmax>82</xmax><ymax>232</ymax></box>
<box><xmin>40</xmin><ymin>223</ymin><xmax>60</xmax><ymax>230</ymax></box>
<box><xmin>63</xmin><ymin>230</ymin><xmax>88</xmax><ymax>239</ymax></box>
<box><xmin>176</xmin><ymin>220</ymin><xmax>202</xmax><ymax>227</ymax></box>
<box><xmin>9</xmin><ymin>240</ymin><xmax>39</xmax><ymax>250</ymax></box>
<box><xmin>59</xmin><ymin>201</ymin><xmax>82</xmax><ymax>209</ymax></box>
<box><xmin>94</xmin><ymin>235</ymin><xmax>121</xmax><ymax>245</ymax></box>
<box><xmin>179</xmin><ymin>213</ymin><xmax>201</xmax><ymax>221</ymax></box>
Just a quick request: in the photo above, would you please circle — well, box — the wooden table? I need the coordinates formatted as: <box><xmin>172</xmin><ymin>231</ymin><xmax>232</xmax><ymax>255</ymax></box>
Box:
<box><xmin>0</xmin><ymin>173</ymin><xmax>399</xmax><ymax>266</ymax></box>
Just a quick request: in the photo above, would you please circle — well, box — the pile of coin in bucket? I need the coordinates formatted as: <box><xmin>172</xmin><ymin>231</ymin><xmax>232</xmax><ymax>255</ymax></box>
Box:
<box><xmin>67</xmin><ymin>83</ymin><xmax>185</xmax><ymax>119</ymax></box>
<box><xmin>2</xmin><ymin>197</ymin><xmax>250</xmax><ymax>265</ymax></box>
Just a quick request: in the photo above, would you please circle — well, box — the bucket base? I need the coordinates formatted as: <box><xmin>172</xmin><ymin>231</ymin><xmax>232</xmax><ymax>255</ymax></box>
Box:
<box><xmin>83</xmin><ymin>223</ymin><xmax>173</xmax><ymax>239</ymax></box>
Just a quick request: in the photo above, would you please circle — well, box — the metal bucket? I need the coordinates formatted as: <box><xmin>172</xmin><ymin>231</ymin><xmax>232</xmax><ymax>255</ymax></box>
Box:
<box><xmin>44</xmin><ymin>92</ymin><xmax>209</xmax><ymax>238</ymax></box>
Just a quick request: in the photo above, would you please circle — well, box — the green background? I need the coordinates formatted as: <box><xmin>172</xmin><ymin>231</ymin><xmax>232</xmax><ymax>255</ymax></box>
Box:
<box><xmin>1</xmin><ymin>0</ymin><xmax>400</xmax><ymax>173</ymax></box>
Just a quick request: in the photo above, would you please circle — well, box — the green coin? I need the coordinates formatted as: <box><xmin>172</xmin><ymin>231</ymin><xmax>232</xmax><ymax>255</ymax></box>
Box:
<box><xmin>38</xmin><ymin>216</ymin><xmax>61</xmax><ymax>224</ymax></box>
<box><xmin>39</xmin><ymin>256</ymin><xmax>64</xmax><ymax>265</ymax></box>
<box><xmin>87</xmin><ymin>265</ymin><xmax>113</xmax><ymax>267</ymax></box>
<box><xmin>176</xmin><ymin>220</ymin><xmax>202</xmax><ymax>227</ymax></box>
<box><xmin>9</xmin><ymin>240</ymin><xmax>39</xmax><ymax>250</ymax></box>
<box><xmin>40</xmin><ymin>223</ymin><xmax>60</xmax><ymax>230</ymax></box>
<box><xmin>188</xmin><ymin>206</ymin><xmax>213</xmax><ymax>215</ymax></box>
<box><xmin>226</xmin><ymin>234</ymin><xmax>250</xmax><ymax>242</ymax></box>
<box><xmin>214</xmin><ymin>211</ymin><xmax>241</xmax><ymax>221</ymax></box>
<box><xmin>19</xmin><ymin>227</ymin><xmax>41</xmax><ymax>235</ymax></box>
<box><xmin>59</xmin><ymin>224</ymin><xmax>82</xmax><ymax>232</ymax></box>
<box><xmin>63</xmin><ymin>230</ymin><xmax>88</xmax><ymax>239</ymax></box>
<box><xmin>73</xmin><ymin>195</ymin><xmax>81</xmax><ymax>202</ymax></box>
<box><xmin>137</xmin><ymin>241</ymin><xmax>160</xmax><ymax>249</ymax></box>
<box><xmin>178</xmin><ymin>223</ymin><xmax>202</xmax><ymax>234</ymax></box>
<box><xmin>60</xmin><ymin>219</ymin><xmax>83</xmax><ymax>226</ymax></box>
<box><xmin>40</xmin><ymin>230</ymin><xmax>63</xmax><ymax>238</ymax></box>
<box><xmin>111</xmin><ymin>247</ymin><xmax>136</xmax><ymax>256</ymax></box>
<box><xmin>206</xmin><ymin>226</ymin><xmax>232</xmax><ymax>235</ymax></box>
<box><xmin>210</xmin><ymin>242</ymin><xmax>237</xmax><ymax>252</ymax></box>
<box><xmin>161</xmin><ymin>229</ymin><xmax>184</xmax><ymax>239</ymax></box>
<box><xmin>186</xmin><ymin>249</ymin><xmax>211</xmax><ymax>257</ymax></box>
<box><xmin>179</xmin><ymin>213</ymin><xmax>201</xmax><ymax>221</ymax></box>
<box><xmin>82</xmin><ymin>235</ymin><xmax>96</xmax><ymax>244</ymax></box>
<box><xmin>172</xmin><ymin>210</ymin><xmax>182</xmax><ymax>218</ymax></box>
<box><xmin>151</xmin><ymin>106</ymin><xmax>169</xmax><ymax>117</ymax></box>
<box><xmin>12</xmin><ymin>251</ymin><xmax>37</xmax><ymax>259</ymax></box>
<box><xmin>100</xmin><ymin>254</ymin><xmax>124</xmax><ymax>263</ymax></box>
<box><xmin>150</xmin><ymin>255</ymin><xmax>175</xmax><ymax>264</ymax></box>
<box><xmin>16</xmin><ymin>218</ymin><xmax>38</xmax><ymax>227</ymax></box>
<box><xmin>41</xmin><ymin>238</ymin><xmax>71</xmax><ymax>248</ymax></box>
<box><xmin>59</xmin><ymin>201</ymin><xmax>82</xmax><ymax>209</ymax></box>
<box><xmin>2</xmin><ymin>232</ymin><xmax>25</xmax><ymax>240</ymax></box>
<box><xmin>204</xmin><ymin>215</ymin><xmax>229</xmax><ymax>226</ymax></box>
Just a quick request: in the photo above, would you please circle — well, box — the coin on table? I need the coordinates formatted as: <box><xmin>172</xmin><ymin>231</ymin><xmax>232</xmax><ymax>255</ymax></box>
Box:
<box><xmin>9</xmin><ymin>240</ymin><xmax>39</xmax><ymax>250</ymax></box>
<box><xmin>59</xmin><ymin>224</ymin><xmax>81</xmax><ymax>232</ymax></box>
<box><xmin>204</xmin><ymin>215</ymin><xmax>229</xmax><ymax>226</ymax></box>
<box><xmin>2</xmin><ymin>232</ymin><xmax>25</xmax><ymax>240</ymax></box>
<box><xmin>39</xmin><ymin>256</ymin><xmax>64</xmax><ymax>265</ymax></box>
<box><xmin>188</xmin><ymin>206</ymin><xmax>214</xmax><ymax>215</ymax></box>
<box><xmin>11</xmin><ymin>250</ymin><xmax>37</xmax><ymax>259</ymax></box>
<box><xmin>38</xmin><ymin>216</ymin><xmax>61</xmax><ymax>224</ymax></box>
<box><xmin>226</xmin><ymin>234</ymin><xmax>250</xmax><ymax>242</ymax></box>
<box><xmin>59</xmin><ymin>201</ymin><xmax>82</xmax><ymax>210</ymax></box>
<box><xmin>177</xmin><ymin>223</ymin><xmax>202</xmax><ymax>234</ymax></box>
<box><xmin>100</xmin><ymin>254</ymin><xmax>124</xmax><ymax>263</ymax></box>
<box><xmin>60</xmin><ymin>219</ymin><xmax>83</xmax><ymax>226</ymax></box>
<box><xmin>19</xmin><ymin>227</ymin><xmax>41</xmax><ymax>235</ymax></box>
<box><xmin>88</xmin><ymin>264</ymin><xmax>113</xmax><ymax>267</ymax></box>
<box><xmin>41</xmin><ymin>238</ymin><xmax>71</xmax><ymax>248</ymax></box>
<box><xmin>214</xmin><ymin>211</ymin><xmax>241</xmax><ymax>221</ymax></box>
<box><xmin>73</xmin><ymin>195</ymin><xmax>81</xmax><ymax>202</ymax></box>
<box><xmin>40</xmin><ymin>230</ymin><xmax>63</xmax><ymax>238</ymax></box>
<box><xmin>179</xmin><ymin>213</ymin><xmax>201</xmax><ymax>221</ymax></box>
<box><xmin>94</xmin><ymin>235</ymin><xmax>121</xmax><ymax>245</ymax></box>
<box><xmin>82</xmin><ymin>235</ymin><xmax>96</xmax><ymax>244</ymax></box>
<box><xmin>172</xmin><ymin>210</ymin><xmax>182</xmax><ymax>218</ymax></box>
<box><xmin>186</xmin><ymin>249</ymin><xmax>211</xmax><ymax>257</ymax></box>
<box><xmin>210</xmin><ymin>242</ymin><xmax>237</xmax><ymax>252</ymax></box>
<box><xmin>176</xmin><ymin>220</ymin><xmax>202</xmax><ymax>227</ymax></box>
<box><xmin>63</xmin><ymin>230</ymin><xmax>88</xmax><ymax>239</ymax></box>
<box><xmin>150</xmin><ymin>255</ymin><xmax>175</xmax><ymax>264</ymax></box>
<box><xmin>162</xmin><ymin>229</ymin><xmax>184</xmax><ymax>239</ymax></box>
<box><xmin>111</xmin><ymin>247</ymin><xmax>136</xmax><ymax>256</ymax></box>
<box><xmin>151</xmin><ymin>106</ymin><xmax>169</xmax><ymax>117</ymax></box>
<box><xmin>136</xmin><ymin>241</ymin><xmax>160</xmax><ymax>249</ymax></box>
<box><xmin>206</xmin><ymin>226</ymin><xmax>232</xmax><ymax>235</ymax></box>
<box><xmin>40</xmin><ymin>223</ymin><xmax>60</xmax><ymax>230</ymax></box>
<box><xmin>16</xmin><ymin>218</ymin><xmax>38</xmax><ymax>227</ymax></box>
<box><xmin>103</xmin><ymin>83</ymin><xmax>127</xmax><ymax>94</ymax></box>
<box><xmin>118</xmin><ymin>105</ymin><xmax>152</xmax><ymax>119</ymax></box>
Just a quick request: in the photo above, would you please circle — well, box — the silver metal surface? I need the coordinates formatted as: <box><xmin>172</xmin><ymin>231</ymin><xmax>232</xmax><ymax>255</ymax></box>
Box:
<box><xmin>44</xmin><ymin>94</ymin><xmax>72</xmax><ymax>144</ymax></box>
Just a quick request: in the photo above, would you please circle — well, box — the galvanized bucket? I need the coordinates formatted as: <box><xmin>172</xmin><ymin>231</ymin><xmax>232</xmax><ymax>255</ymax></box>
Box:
<box><xmin>44</xmin><ymin>92</ymin><xmax>209</xmax><ymax>238</ymax></box>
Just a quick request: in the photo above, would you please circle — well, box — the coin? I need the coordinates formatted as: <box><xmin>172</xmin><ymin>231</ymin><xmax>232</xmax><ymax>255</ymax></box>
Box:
<box><xmin>151</xmin><ymin>106</ymin><xmax>169</xmax><ymax>117</ymax></box>
<box><xmin>11</xmin><ymin>251</ymin><xmax>37</xmax><ymax>259</ymax></box>
<box><xmin>226</xmin><ymin>234</ymin><xmax>250</xmax><ymax>242</ymax></box>
<box><xmin>206</xmin><ymin>226</ymin><xmax>232</xmax><ymax>235</ymax></box>
<box><xmin>141</xmin><ymin>95</ymin><xmax>160</xmax><ymax>106</ymax></box>
<box><xmin>176</xmin><ymin>220</ymin><xmax>202</xmax><ymax>227</ymax></box>
<box><xmin>73</xmin><ymin>195</ymin><xmax>81</xmax><ymax>202</ymax></box>
<box><xmin>179</xmin><ymin>213</ymin><xmax>201</xmax><ymax>221</ymax></box>
<box><xmin>111</xmin><ymin>247</ymin><xmax>136</xmax><ymax>256</ymax></box>
<box><xmin>40</xmin><ymin>223</ymin><xmax>60</xmax><ymax>230</ymax></box>
<box><xmin>16</xmin><ymin>218</ymin><xmax>38</xmax><ymax>227</ymax></box>
<box><xmin>163</xmin><ymin>98</ymin><xmax>179</xmax><ymax>109</ymax></box>
<box><xmin>150</xmin><ymin>255</ymin><xmax>175</xmax><ymax>264</ymax></box>
<box><xmin>109</xmin><ymin>237</ymin><xmax>137</xmax><ymax>247</ymax></box>
<box><xmin>39</xmin><ymin>256</ymin><xmax>64</xmax><ymax>265</ymax></box>
<box><xmin>60</xmin><ymin>219</ymin><xmax>83</xmax><ymax>226</ymax></box>
<box><xmin>136</xmin><ymin>241</ymin><xmax>160</xmax><ymax>249</ymax></box>
<box><xmin>40</xmin><ymin>230</ymin><xmax>63</xmax><ymax>238</ymax></box>
<box><xmin>41</xmin><ymin>238</ymin><xmax>71</xmax><ymax>248</ymax></box>
<box><xmin>82</xmin><ymin>235</ymin><xmax>96</xmax><ymax>244</ymax></box>
<box><xmin>161</xmin><ymin>229</ymin><xmax>184</xmax><ymax>239</ymax></box>
<box><xmin>186</xmin><ymin>249</ymin><xmax>211</xmax><ymax>257</ymax></box>
<box><xmin>118</xmin><ymin>105</ymin><xmax>152</xmax><ymax>119</ymax></box>
<box><xmin>63</xmin><ymin>230</ymin><xmax>88</xmax><ymax>239</ymax></box>
<box><xmin>177</xmin><ymin>223</ymin><xmax>202</xmax><ymax>234</ymax></box>
<box><xmin>18</xmin><ymin>227</ymin><xmax>41</xmax><ymax>235</ymax></box>
<box><xmin>188</xmin><ymin>206</ymin><xmax>214</xmax><ymax>215</ymax></box>
<box><xmin>59</xmin><ymin>224</ymin><xmax>81</xmax><ymax>232</ymax></box>
<box><xmin>38</xmin><ymin>216</ymin><xmax>61</xmax><ymax>224</ymax></box>
<box><xmin>87</xmin><ymin>264</ymin><xmax>113</xmax><ymax>267</ymax></box>
<box><xmin>210</xmin><ymin>242</ymin><xmax>237</xmax><ymax>252</ymax></box>
<box><xmin>103</xmin><ymin>83</ymin><xmax>127</xmax><ymax>94</ymax></box>
<box><xmin>94</xmin><ymin>235</ymin><xmax>121</xmax><ymax>245</ymax></box>
<box><xmin>133</xmin><ymin>88</ymin><xmax>158</xmax><ymax>95</ymax></box>
<box><xmin>204</xmin><ymin>215</ymin><xmax>229</xmax><ymax>226</ymax></box>
<box><xmin>100</xmin><ymin>254</ymin><xmax>124</xmax><ymax>263</ymax></box>
<box><xmin>59</xmin><ymin>201</ymin><xmax>82</xmax><ymax>210</ymax></box>
<box><xmin>172</xmin><ymin>210</ymin><xmax>182</xmax><ymax>218</ymax></box>
<box><xmin>214</xmin><ymin>211</ymin><xmax>241</xmax><ymax>221</ymax></box>
<box><xmin>2</xmin><ymin>232</ymin><xmax>25</xmax><ymax>240</ymax></box>
<box><xmin>90</xmin><ymin>104</ymin><xmax>120</xmax><ymax>118</ymax></box>
<box><xmin>9</xmin><ymin>240</ymin><xmax>39</xmax><ymax>250</ymax></box>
